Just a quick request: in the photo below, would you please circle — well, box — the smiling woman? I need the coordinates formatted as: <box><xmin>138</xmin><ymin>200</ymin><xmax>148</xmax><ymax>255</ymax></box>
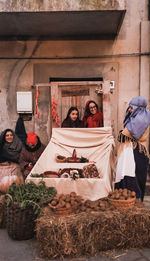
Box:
<box><xmin>83</xmin><ymin>100</ymin><xmax>103</xmax><ymax>128</ymax></box>
<box><xmin>0</xmin><ymin>129</ymin><xmax>24</xmax><ymax>192</ymax></box>
<box><xmin>0</xmin><ymin>129</ymin><xmax>22</xmax><ymax>163</ymax></box>
<box><xmin>61</xmin><ymin>106</ymin><xmax>84</xmax><ymax>128</ymax></box>
<box><xmin>5</xmin><ymin>131</ymin><xmax>13</xmax><ymax>143</ymax></box>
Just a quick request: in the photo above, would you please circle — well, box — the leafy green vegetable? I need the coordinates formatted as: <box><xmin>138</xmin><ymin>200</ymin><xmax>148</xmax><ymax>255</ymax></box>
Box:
<box><xmin>30</xmin><ymin>173</ymin><xmax>44</xmax><ymax>178</ymax></box>
<box><xmin>6</xmin><ymin>181</ymin><xmax>57</xmax><ymax>216</ymax></box>
<box><xmin>80</xmin><ymin>156</ymin><xmax>89</xmax><ymax>163</ymax></box>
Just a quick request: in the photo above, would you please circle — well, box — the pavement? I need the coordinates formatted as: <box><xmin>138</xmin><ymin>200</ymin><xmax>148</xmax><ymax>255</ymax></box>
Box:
<box><xmin>0</xmin><ymin>195</ymin><xmax>150</xmax><ymax>261</ymax></box>
<box><xmin>0</xmin><ymin>228</ymin><xmax>150</xmax><ymax>261</ymax></box>
<box><xmin>0</xmin><ymin>224</ymin><xmax>150</xmax><ymax>261</ymax></box>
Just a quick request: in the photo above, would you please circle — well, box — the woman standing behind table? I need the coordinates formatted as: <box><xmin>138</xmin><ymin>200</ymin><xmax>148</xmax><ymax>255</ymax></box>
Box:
<box><xmin>115</xmin><ymin>96</ymin><xmax>150</xmax><ymax>202</ymax></box>
<box><xmin>61</xmin><ymin>106</ymin><xmax>84</xmax><ymax>128</ymax></box>
<box><xmin>19</xmin><ymin>132</ymin><xmax>46</xmax><ymax>180</ymax></box>
<box><xmin>0</xmin><ymin>129</ymin><xmax>24</xmax><ymax>192</ymax></box>
<box><xmin>83</xmin><ymin>100</ymin><xmax>103</xmax><ymax>128</ymax></box>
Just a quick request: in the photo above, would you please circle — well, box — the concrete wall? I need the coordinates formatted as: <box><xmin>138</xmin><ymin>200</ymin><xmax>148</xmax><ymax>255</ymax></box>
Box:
<box><xmin>0</xmin><ymin>0</ymin><xmax>149</xmax><ymax>147</ymax></box>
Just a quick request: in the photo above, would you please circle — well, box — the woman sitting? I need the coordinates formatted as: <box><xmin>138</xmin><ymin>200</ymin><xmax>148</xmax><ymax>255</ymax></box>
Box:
<box><xmin>0</xmin><ymin>129</ymin><xmax>22</xmax><ymax>163</ymax></box>
<box><xmin>83</xmin><ymin>100</ymin><xmax>103</xmax><ymax>128</ymax></box>
<box><xmin>19</xmin><ymin>132</ymin><xmax>46</xmax><ymax>180</ymax></box>
<box><xmin>61</xmin><ymin>107</ymin><xmax>84</xmax><ymax>128</ymax></box>
<box><xmin>0</xmin><ymin>129</ymin><xmax>24</xmax><ymax>192</ymax></box>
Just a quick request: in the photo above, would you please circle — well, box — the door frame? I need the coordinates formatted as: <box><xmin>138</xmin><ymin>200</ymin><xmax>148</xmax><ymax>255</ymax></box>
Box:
<box><xmin>34</xmin><ymin>80</ymin><xmax>112</xmax><ymax>138</ymax></box>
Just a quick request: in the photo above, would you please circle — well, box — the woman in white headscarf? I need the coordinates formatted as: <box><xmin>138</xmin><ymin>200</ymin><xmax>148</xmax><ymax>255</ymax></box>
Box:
<box><xmin>115</xmin><ymin>96</ymin><xmax>150</xmax><ymax>201</ymax></box>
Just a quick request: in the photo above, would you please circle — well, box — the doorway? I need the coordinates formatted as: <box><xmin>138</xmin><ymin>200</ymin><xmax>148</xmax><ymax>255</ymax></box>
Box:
<box><xmin>50</xmin><ymin>78</ymin><xmax>103</xmax><ymax>128</ymax></box>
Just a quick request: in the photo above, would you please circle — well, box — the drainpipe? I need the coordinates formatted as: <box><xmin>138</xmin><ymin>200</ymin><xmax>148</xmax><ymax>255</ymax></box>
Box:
<box><xmin>139</xmin><ymin>22</ymin><xmax>141</xmax><ymax>96</ymax></box>
<box><xmin>148</xmin><ymin>0</ymin><xmax>150</xmax><ymax>157</ymax></box>
<box><xmin>148</xmin><ymin>0</ymin><xmax>150</xmax><ymax>20</ymax></box>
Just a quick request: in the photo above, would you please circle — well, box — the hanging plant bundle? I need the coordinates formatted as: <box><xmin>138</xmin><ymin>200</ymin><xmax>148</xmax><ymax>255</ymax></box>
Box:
<box><xmin>52</xmin><ymin>99</ymin><xmax>60</xmax><ymax>127</ymax></box>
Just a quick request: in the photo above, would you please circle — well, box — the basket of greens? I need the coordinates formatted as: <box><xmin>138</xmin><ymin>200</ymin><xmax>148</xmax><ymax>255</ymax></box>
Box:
<box><xmin>6</xmin><ymin>181</ymin><xmax>56</xmax><ymax>240</ymax></box>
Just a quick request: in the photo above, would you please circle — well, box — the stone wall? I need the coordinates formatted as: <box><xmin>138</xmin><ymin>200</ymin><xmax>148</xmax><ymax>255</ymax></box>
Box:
<box><xmin>0</xmin><ymin>0</ymin><xmax>149</xmax><ymax>147</ymax></box>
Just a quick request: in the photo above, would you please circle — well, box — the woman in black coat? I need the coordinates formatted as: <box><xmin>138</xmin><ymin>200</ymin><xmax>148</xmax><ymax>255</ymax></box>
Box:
<box><xmin>0</xmin><ymin>129</ymin><xmax>22</xmax><ymax>163</ymax></box>
<box><xmin>0</xmin><ymin>129</ymin><xmax>24</xmax><ymax>191</ymax></box>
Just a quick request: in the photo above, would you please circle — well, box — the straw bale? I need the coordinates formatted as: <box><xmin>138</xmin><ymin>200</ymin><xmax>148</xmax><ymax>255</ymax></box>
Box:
<box><xmin>36</xmin><ymin>201</ymin><xmax>150</xmax><ymax>259</ymax></box>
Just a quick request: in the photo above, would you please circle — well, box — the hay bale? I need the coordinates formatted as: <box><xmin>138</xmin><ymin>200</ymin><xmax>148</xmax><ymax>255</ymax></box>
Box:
<box><xmin>36</xmin><ymin>202</ymin><xmax>150</xmax><ymax>259</ymax></box>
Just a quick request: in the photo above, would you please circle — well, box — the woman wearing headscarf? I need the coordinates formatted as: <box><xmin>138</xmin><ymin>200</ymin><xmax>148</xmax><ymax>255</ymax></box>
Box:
<box><xmin>0</xmin><ymin>129</ymin><xmax>22</xmax><ymax>163</ymax></box>
<box><xmin>19</xmin><ymin>132</ymin><xmax>46</xmax><ymax>180</ymax></box>
<box><xmin>0</xmin><ymin>129</ymin><xmax>23</xmax><ymax>192</ymax></box>
<box><xmin>61</xmin><ymin>106</ymin><xmax>84</xmax><ymax>128</ymax></box>
<box><xmin>115</xmin><ymin>96</ymin><xmax>150</xmax><ymax>201</ymax></box>
<box><xmin>83</xmin><ymin>100</ymin><xmax>103</xmax><ymax>128</ymax></box>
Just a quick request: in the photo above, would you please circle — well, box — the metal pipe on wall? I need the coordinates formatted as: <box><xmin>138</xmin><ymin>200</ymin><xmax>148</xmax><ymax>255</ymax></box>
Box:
<box><xmin>148</xmin><ymin>0</ymin><xmax>150</xmax><ymax>20</ymax></box>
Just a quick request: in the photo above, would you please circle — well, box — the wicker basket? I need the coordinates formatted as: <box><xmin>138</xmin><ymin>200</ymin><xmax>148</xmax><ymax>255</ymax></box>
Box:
<box><xmin>56</xmin><ymin>155</ymin><xmax>67</xmax><ymax>163</ymax></box>
<box><xmin>43</xmin><ymin>171</ymin><xmax>60</xmax><ymax>178</ymax></box>
<box><xmin>108</xmin><ymin>197</ymin><xmax>135</xmax><ymax>210</ymax></box>
<box><xmin>6</xmin><ymin>201</ymin><xmax>38</xmax><ymax>240</ymax></box>
<box><xmin>6</xmin><ymin>194</ymin><xmax>53</xmax><ymax>240</ymax></box>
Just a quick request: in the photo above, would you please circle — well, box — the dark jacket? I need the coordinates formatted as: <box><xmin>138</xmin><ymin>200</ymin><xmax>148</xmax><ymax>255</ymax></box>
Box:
<box><xmin>15</xmin><ymin>116</ymin><xmax>27</xmax><ymax>145</ymax></box>
<box><xmin>61</xmin><ymin>118</ymin><xmax>84</xmax><ymax>128</ymax></box>
<box><xmin>19</xmin><ymin>137</ymin><xmax>45</xmax><ymax>179</ymax></box>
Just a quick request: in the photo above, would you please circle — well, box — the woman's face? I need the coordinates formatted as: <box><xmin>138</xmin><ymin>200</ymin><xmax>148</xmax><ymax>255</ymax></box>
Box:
<box><xmin>5</xmin><ymin>131</ymin><xmax>13</xmax><ymax>143</ymax></box>
<box><xmin>69</xmin><ymin>110</ymin><xmax>78</xmax><ymax>121</ymax></box>
<box><xmin>89</xmin><ymin>102</ymin><xmax>97</xmax><ymax>115</ymax></box>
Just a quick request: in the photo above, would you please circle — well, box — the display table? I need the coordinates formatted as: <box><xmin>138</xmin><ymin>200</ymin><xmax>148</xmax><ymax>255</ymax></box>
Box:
<box><xmin>26</xmin><ymin>127</ymin><xmax>115</xmax><ymax>200</ymax></box>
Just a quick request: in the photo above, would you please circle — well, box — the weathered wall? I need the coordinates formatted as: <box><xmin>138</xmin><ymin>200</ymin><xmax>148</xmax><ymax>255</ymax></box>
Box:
<box><xmin>0</xmin><ymin>0</ymin><xmax>149</xmax><ymax>146</ymax></box>
<box><xmin>0</xmin><ymin>0</ymin><xmax>125</xmax><ymax>11</ymax></box>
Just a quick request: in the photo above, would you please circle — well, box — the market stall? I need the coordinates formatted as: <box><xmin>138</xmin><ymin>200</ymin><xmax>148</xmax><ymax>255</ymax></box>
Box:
<box><xmin>4</xmin><ymin>127</ymin><xmax>150</xmax><ymax>260</ymax></box>
<box><xmin>26</xmin><ymin>127</ymin><xmax>115</xmax><ymax>200</ymax></box>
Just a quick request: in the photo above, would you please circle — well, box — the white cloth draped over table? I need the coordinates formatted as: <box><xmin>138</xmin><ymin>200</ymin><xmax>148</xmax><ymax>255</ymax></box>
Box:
<box><xmin>26</xmin><ymin>127</ymin><xmax>115</xmax><ymax>200</ymax></box>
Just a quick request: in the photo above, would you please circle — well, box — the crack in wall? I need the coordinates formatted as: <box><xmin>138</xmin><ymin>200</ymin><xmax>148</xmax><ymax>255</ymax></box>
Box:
<box><xmin>6</xmin><ymin>40</ymin><xmax>41</xmax><ymax>123</ymax></box>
